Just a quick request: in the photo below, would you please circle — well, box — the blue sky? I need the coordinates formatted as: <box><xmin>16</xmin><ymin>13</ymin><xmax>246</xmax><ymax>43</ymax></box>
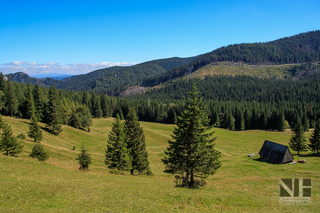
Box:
<box><xmin>1</xmin><ymin>0</ymin><xmax>320</xmax><ymax>75</ymax></box>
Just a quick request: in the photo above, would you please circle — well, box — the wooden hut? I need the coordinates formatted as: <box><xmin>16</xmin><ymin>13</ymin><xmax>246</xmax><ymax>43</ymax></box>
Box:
<box><xmin>258</xmin><ymin>140</ymin><xmax>293</xmax><ymax>164</ymax></box>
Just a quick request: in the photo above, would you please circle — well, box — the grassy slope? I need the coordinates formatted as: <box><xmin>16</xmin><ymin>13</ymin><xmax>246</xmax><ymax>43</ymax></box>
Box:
<box><xmin>0</xmin><ymin>116</ymin><xmax>319</xmax><ymax>212</ymax></box>
<box><xmin>190</xmin><ymin>62</ymin><xmax>294</xmax><ymax>79</ymax></box>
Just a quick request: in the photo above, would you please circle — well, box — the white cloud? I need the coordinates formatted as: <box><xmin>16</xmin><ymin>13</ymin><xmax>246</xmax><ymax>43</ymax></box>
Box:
<box><xmin>28</xmin><ymin>62</ymin><xmax>38</xmax><ymax>66</ymax></box>
<box><xmin>4</xmin><ymin>61</ymin><xmax>27</xmax><ymax>66</ymax></box>
<box><xmin>13</xmin><ymin>61</ymin><xmax>27</xmax><ymax>66</ymax></box>
<box><xmin>45</xmin><ymin>62</ymin><xmax>58</xmax><ymax>66</ymax></box>
<box><xmin>0</xmin><ymin>61</ymin><xmax>135</xmax><ymax>76</ymax></box>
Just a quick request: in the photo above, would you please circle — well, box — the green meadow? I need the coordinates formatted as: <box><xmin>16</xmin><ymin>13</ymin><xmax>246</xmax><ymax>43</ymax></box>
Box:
<box><xmin>191</xmin><ymin>62</ymin><xmax>295</xmax><ymax>79</ymax></box>
<box><xmin>0</xmin><ymin>116</ymin><xmax>319</xmax><ymax>212</ymax></box>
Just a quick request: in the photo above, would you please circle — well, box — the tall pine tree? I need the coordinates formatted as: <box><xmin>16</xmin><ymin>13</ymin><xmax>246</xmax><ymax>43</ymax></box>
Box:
<box><xmin>125</xmin><ymin>108</ymin><xmax>150</xmax><ymax>175</ymax></box>
<box><xmin>288</xmin><ymin>118</ymin><xmax>308</xmax><ymax>155</ymax></box>
<box><xmin>105</xmin><ymin>114</ymin><xmax>131</xmax><ymax>172</ymax></box>
<box><xmin>162</xmin><ymin>85</ymin><xmax>221</xmax><ymax>188</ymax></box>
<box><xmin>5</xmin><ymin>78</ymin><xmax>18</xmax><ymax>117</ymax></box>
<box><xmin>46</xmin><ymin>84</ymin><xmax>62</xmax><ymax>135</ymax></box>
<box><xmin>309</xmin><ymin>119</ymin><xmax>320</xmax><ymax>154</ymax></box>
<box><xmin>93</xmin><ymin>95</ymin><xmax>102</xmax><ymax>118</ymax></box>
<box><xmin>0</xmin><ymin>73</ymin><xmax>6</xmax><ymax>91</ymax></box>
<box><xmin>24</xmin><ymin>82</ymin><xmax>35</xmax><ymax>119</ymax></box>
<box><xmin>33</xmin><ymin>83</ymin><xmax>44</xmax><ymax>121</ymax></box>
<box><xmin>82</xmin><ymin>90</ymin><xmax>90</xmax><ymax>107</ymax></box>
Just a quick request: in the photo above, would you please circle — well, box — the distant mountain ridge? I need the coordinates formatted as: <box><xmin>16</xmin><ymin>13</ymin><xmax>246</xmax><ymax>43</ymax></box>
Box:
<box><xmin>55</xmin><ymin>57</ymin><xmax>196</xmax><ymax>94</ymax></box>
<box><xmin>5</xmin><ymin>56</ymin><xmax>196</xmax><ymax>94</ymax></box>
<box><xmin>141</xmin><ymin>30</ymin><xmax>320</xmax><ymax>87</ymax></box>
<box><xmin>6</xmin><ymin>72</ymin><xmax>58</xmax><ymax>87</ymax></box>
<box><xmin>4</xmin><ymin>30</ymin><xmax>320</xmax><ymax>96</ymax></box>
<box><xmin>31</xmin><ymin>74</ymin><xmax>74</xmax><ymax>80</ymax></box>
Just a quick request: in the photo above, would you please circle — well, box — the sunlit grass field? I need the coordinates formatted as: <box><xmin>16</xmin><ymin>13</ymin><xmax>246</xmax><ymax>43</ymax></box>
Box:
<box><xmin>0</xmin><ymin>116</ymin><xmax>319</xmax><ymax>212</ymax></box>
<box><xmin>191</xmin><ymin>61</ymin><xmax>295</xmax><ymax>79</ymax></box>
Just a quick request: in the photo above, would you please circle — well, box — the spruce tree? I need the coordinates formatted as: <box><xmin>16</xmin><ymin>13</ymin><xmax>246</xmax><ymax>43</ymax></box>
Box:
<box><xmin>93</xmin><ymin>96</ymin><xmax>102</xmax><ymax>118</ymax></box>
<box><xmin>28</xmin><ymin>114</ymin><xmax>43</xmax><ymax>142</ymax></box>
<box><xmin>24</xmin><ymin>82</ymin><xmax>35</xmax><ymax>119</ymax></box>
<box><xmin>46</xmin><ymin>84</ymin><xmax>62</xmax><ymax>135</ymax></box>
<box><xmin>302</xmin><ymin>112</ymin><xmax>309</xmax><ymax>131</ymax></box>
<box><xmin>100</xmin><ymin>93</ymin><xmax>111</xmax><ymax>117</ymax></box>
<box><xmin>0</xmin><ymin>73</ymin><xmax>6</xmax><ymax>111</ymax></box>
<box><xmin>309</xmin><ymin>120</ymin><xmax>320</xmax><ymax>154</ymax></box>
<box><xmin>5</xmin><ymin>78</ymin><xmax>18</xmax><ymax>117</ymax></box>
<box><xmin>90</xmin><ymin>91</ymin><xmax>96</xmax><ymax>116</ymax></box>
<box><xmin>118</xmin><ymin>108</ymin><xmax>124</xmax><ymax>120</ymax></box>
<box><xmin>69</xmin><ymin>105</ymin><xmax>92</xmax><ymax>131</ymax></box>
<box><xmin>125</xmin><ymin>108</ymin><xmax>150</xmax><ymax>175</ymax></box>
<box><xmin>0</xmin><ymin>123</ymin><xmax>23</xmax><ymax>156</ymax></box>
<box><xmin>33</xmin><ymin>83</ymin><xmax>44</xmax><ymax>121</ymax></box>
<box><xmin>288</xmin><ymin>118</ymin><xmax>308</xmax><ymax>155</ymax></box>
<box><xmin>82</xmin><ymin>90</ymin><xmax>90</xmax><ymax>107</ymax></box>
<box><xmin>105</xmin><ymin>114</ymin><xmax>131</xmax><ymax>172</ymax></box>
<box><xmin>276</xmin><ymin>111</ymin><xmax>286</xmax><ymax>132</ymax></box>
<box><xmin>0</xmin><ymin>73</ymin><xmax>6</xmax><ymax>92</ymax></box>
<box><xmin>0</xmin><ymin>114</ymin><xmax>4</xmax><ymax>130</ymax></box>
<box><xmin>162</xmin><ymin>85</ymin><xmax>221</xmax><ymax>188</ymax></box>
<box><xmin>75</xmin><ymin>144</ymin><xmax>92</xmax><ymax>170</ymax></box>
<box><xmin>30</xmin><ymin>142</ymin><xmax>48</xmax><ymax>161</ymax></box>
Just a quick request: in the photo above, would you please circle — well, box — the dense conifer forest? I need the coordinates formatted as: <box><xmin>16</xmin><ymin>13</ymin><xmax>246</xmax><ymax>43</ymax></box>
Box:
<box><xmin>1</xmin><ymin>70</ymin><xmax>320</xmax><ymax>133</ymax></box>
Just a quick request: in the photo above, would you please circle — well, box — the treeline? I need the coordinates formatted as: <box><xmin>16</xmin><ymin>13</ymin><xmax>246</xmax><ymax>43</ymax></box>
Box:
<box><xmin>140</xmin><ymin>73</ymin><xmax>320</xmax><ymax>103</ymax></box>
<box><xmin>142</xmin><ymin>31</ymin><xmax>320</xmax><ymax>87</ymax></box>
<box><xmin>55</xmin><ymin>57</ymin><xmax>195</xmax><ymax>95</ymax></box>
<box><xmin>1</xmin><ymin>72</ymin><xmax>320</xmax><ymax>133</ymax></box>
<box><xmin>0</xmin><ymin>73</ymin><xmax>92</xmax><ymax>132</ymax></box>
<box><xmin>136</xmin><ymin>74</ymin><xmax>320</xmax><ymax>130</ymax></box>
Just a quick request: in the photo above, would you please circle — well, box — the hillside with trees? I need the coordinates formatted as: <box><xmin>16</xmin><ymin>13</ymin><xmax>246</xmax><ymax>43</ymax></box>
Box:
<box><xmin>141</xmin><ymin>30</ymin><xmax>320</xmax><ymax>87</ymax></box>
<box><xmin>6</xmin><ymin>57</ymin><xmax>195</xmax><ymax>95</ymax></box>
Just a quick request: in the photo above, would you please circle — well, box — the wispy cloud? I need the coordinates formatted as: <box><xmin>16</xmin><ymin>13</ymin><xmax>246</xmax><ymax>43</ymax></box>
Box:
<box><xmin>0</xmin><ymin>61</ymin><xmax>136</xmax><ymax>76</ymax></box>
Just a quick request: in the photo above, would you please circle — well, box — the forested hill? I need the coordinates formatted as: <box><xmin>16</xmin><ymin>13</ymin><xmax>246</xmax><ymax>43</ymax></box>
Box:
<box><xmin>55</xmin><ymin>57</ymin><xmax>196</xmax><ymax>94</ymax></box>
<box><xmin>6</xmin><ymin>72</ymin><xmax>58</xmax><ymax>87</ymax></box>
<box><xmin>141</xmin><ymin>30</ymin><xmax>320</xmax><ymax>87</ymax></box>
<box><xmin>5</xmin><ymin>57</ymin><xmax>196</xmax><ymax>95</ymax></box>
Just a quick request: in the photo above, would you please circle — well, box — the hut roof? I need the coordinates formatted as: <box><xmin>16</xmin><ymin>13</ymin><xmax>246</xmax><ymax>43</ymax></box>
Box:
<box><xmin>258</xmin><ymin>140</ymin><xmax>293</xmax><ymax>163</ymax></box>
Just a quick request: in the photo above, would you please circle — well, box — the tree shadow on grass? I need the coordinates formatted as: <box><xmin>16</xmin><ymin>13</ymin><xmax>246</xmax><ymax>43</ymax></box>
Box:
<box><xmin>22</xmin><ymin>120</ymin><xmax>51</xmax><ymax>133</ymax></box>
<box><xmin>292</xmin><ymin>153</ymin><xmax>317</xmax><ymax>158</ymax></box>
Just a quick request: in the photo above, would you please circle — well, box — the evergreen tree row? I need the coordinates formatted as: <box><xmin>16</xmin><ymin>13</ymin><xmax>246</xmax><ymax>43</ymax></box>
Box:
<box><xmin>2</xmin><ymin>72</ymin><xmax>320</xmax><ymax>133</ymax></box>
<box><xmin>105</xmin><ymin>108</ymin><xmax>150</xmax><ymax>175</ymax></box>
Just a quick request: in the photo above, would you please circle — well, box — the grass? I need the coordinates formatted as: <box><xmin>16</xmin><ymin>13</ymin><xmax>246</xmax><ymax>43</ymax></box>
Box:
<box><xmin>0</xmin><ymin>116</ymin><xmax>319</xmax><ymax>212</ymax></box>
<box><xmin>191</xmin><ymin>61</ymin><xmax>295</xmax><ymax>79</ymax></box>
